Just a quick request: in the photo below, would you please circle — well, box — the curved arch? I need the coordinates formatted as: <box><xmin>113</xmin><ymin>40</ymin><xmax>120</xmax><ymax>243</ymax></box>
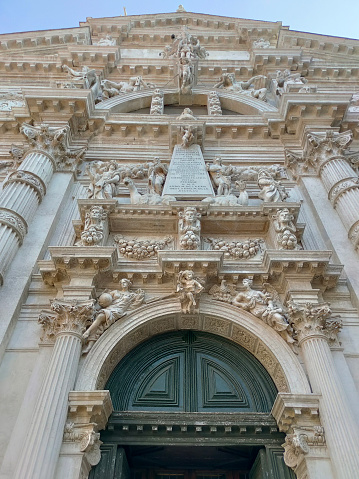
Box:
<box><xmin>94</xmin><ymin>87</ymin><xmax>277</xmax><ymax>115</ymax></box>
<box><xmin>76</xmin><ymin>298</ymin><xmax>310</xmax><ymax>395</ymax></box>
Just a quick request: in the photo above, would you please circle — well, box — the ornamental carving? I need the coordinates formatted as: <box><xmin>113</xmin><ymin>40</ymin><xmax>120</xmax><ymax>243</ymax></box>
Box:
<box><xmin>99</xmin><ymin>76</ymin><xmax>156</xmax><ymax>101</ymax></box>
<box><xmin>179</xmin><ymin>58</ymin><xmax>196</xmax><ymax>94</ymax></box>
<box><xmin>38</xmin><ymin>299</ymin><xmax>95</xmax><ymax>342</ymax></box>
<box><xmin>178</xmin><ymin>207</ymin><xmax>201</xmax><ymax>250</ymax></box>
<box><xmin>214</xmin><ymin>73</ymin><xmax>267</xmax><ymax>101</ymax></box>
<box><xmin>177</xmin><ymin>270</ymin><xmax>204</xmax><ymax>314</ymax></box>
<box><xmin>272</xmin><ymin>209</ymin><xmax>298</xmax><ymax>249</ymax></box>
<box><xmin>62</xmin><ymin>65</ymin><xmax>98</xmax><ymax>89</ymax></box>
<box><xmin>76</xmin><ymin>206</ymin><xmax>108</xmax><ymax>247</ymax></box>
<box><xmin>286</xmin><ymin>301</ymin><xmax>342</xmax><ymax>344</ymax></box>
<box><xmin>283</xmin><ymin>427</ymin><xmax>325</xmax><ymax>470</ymax></box>
<box><xmin>123</xmin><ymin>176</ymin><xmax>176</xmax><ymax>205</ymax></box>
<box><xmin>258</xmin><ymin>168</ymin><xmax>288</xmax><ymax>202</ymax></box>
<box><xmin>207</xmin><ymin>91</ymin><xmax>222</xmax><ymax>116</ymax></box>
<box><xmin>209</xmin><ymin>279</ymin><xmax>294</xmax><ymax>345</ymax></box>
<box><xmin>114</xmin><ymin>235</ymin><xmax>173</xmax><ymax>260</ymax></box>
<box><xmin>305</xmin><ymin>130</ymin><xmax>353</xmax><ymax>171</ymax></box>
<box><xmin>205</xmin><ymin>238</ymin><xmax>262</xmax><ymax>259</ymax></box>
<box><xmin>150</xmin><ymin>89</ymin><xmax>164</xmax><ymax>115</ymax></box>
<box><xmin>273</xmin><ymin>69</ymin><xmax>307</xmax><ymax>96</ymax></box>
<box><xmin>0</xmin><ymin>208</ymin><xmax>27</xmax><ymax>243</ymax></box>
<box><xmin>328</xmin><ymin>177</ymin><xmax>359</xmax><ymax>206</ymax></box>
<box><xmin>93</xmin><ymin>35</ymin><xmax>116</xmax><ymax>46</ymax></box>
<box><xmin>0</xmin><ymin>91</ymin><xmax>25</xmax><ymax>111</ymax></box>
<box><xmin>160</xmin><ymin>26</ymin><xmax>208</xmax><ymax>60</ymax></box>
<box><xmin>10</xmin><ymin>144</ymin><xmax>25</xmax><ymax>167</ymax></box>
<box><xmin>3</xmin><ymin>170</ymin><xmax>46</xmax><ymax>201</ymax></box>
<box><xmin>252</xmin><ymin>38</ymin><xmax>271</xmax><ymax>49</ymax></box>
<box><xmin>82</xmin><ymin>279</ymin><xmax>145</xmax><ymax>353</ymax></box>
<box><xmin>20</xmin><ymin>123</ymin><xmax>86</xmax><ymax>171</ymax></box>
<box><xmin>63</xmin><ymin>422</ymin><xmax>102</xmax><ymax>466</ymax></box>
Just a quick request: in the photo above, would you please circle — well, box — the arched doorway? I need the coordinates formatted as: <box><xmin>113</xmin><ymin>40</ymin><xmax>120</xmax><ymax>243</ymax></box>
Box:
<box><xmin>90</xmin><ymin>331</ymin><xmax>295</xmax><ymax>479</ymax></box>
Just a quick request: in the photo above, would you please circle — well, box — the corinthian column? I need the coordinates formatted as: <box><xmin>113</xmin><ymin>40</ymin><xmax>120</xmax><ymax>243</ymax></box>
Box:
<box><xmin>301</xmin><ymin>130</ymin><xmax>359</xmax><ymax>249</ymax></box>
<box><xmin>13</xmin><ymin>299</ymin><xmax>95</xmax><ymax>479</ymax></box>
<box><xmin>0</xmin><ymin>123</ymin><xmax>82</xmax><ymax>284</ymax></box>
<box><xmin>287</xmin><ymin>301</ymin><xmax>359</xmax><ymax>478</ymax></box>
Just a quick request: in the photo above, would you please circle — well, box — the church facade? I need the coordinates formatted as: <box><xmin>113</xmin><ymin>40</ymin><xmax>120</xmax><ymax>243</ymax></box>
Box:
<box><xmin>0</xmin><ymin>8</ymin><xmax>359</xmax><ymax>479</ymax></box>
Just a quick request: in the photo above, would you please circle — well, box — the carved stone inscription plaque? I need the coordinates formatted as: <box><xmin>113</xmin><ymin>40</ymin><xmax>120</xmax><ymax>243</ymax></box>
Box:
<box><xmin>162</xmin><ymin>144</ymin><xmax>214</xmax><ymax>199</ymax></box>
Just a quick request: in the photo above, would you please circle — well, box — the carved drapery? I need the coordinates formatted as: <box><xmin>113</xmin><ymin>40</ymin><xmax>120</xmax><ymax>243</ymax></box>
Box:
<box><xmin>287</xmin><ymin>301</ymin><xmax>359</xmax><ymax>478</ymax></box>
<box><xmin>13</xmin><ymin>300</ymin><xmax>95</xmax><ymax>479</ymax></box>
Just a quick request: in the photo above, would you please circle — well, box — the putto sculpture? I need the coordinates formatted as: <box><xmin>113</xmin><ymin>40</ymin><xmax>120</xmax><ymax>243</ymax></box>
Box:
<box><xmin>176</xmin><ymin>270</ymin><xmax>204</xmax><ymax>313</ymax></box>
<box><xmin>273</xmin><ymin>209</ymin><xmax>298</xmax><ymax>249</ymax></box>
<box><xmin>257</xmin><ymin>168</ymin><xmax>288</xmax><ymax>202</ymax></box>
<box><xmin>76</xmin><ymin>206</ymin><xmax>108</xmax><ymax>247</ymax></box>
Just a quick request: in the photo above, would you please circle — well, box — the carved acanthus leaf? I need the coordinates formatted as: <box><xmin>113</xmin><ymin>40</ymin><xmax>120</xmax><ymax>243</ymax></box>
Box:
<box><xmin>38</xmin><ymin>299</ymin><xmax>96</xmax><ymax>342</ymax></box>
<box><xmin>305</xmin><ymin>130</ymin><xmax>353</xmax><ymax>170</ymax></box>
<box><xmin>63</xmin><ymin>422</ymin><xmax>102</xmax><ymax>466</ymax></box>
<box><xmin>287</xmin><ymin>301</ymin><xmax>342</xmax><ymax>344</ymax></box>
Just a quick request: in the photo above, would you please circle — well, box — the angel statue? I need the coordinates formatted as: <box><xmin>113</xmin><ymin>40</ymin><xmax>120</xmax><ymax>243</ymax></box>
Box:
<box><xmin>177</xmin><ymin>270</ymin><xmax>204</xmax><ymax>314</ymax></box>
<box><xmin>209</xmin><ymin>278</ymin><xmax>294</xmax><ymax>345</ymax></box>
<box><xmin>82</xmin><ymin>279</ymin><xmax>145</xmax><ymax>353</ymax></box>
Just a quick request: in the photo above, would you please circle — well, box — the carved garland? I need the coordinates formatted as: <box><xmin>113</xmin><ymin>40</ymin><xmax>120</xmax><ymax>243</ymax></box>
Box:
<box><xmin>3</xmin><ymin>170</ymin><xmax>46</xmax><ymax>202</ymax></box>
<box><xmin>0</xmin><ymin>207</ymin><xmax>28</xmax><ymax>243</ymax></box>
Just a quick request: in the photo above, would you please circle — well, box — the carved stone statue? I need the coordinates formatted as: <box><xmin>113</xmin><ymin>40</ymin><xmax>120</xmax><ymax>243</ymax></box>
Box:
<box><xmin>181</xmin><ymin>126</ymin><xmax>194</xmax><ymax>148</ymax></box>
<box><xmin>207</xmin><ymin>157</ymin><xmax>231</xmax><ymax>196</ymax></box>
<box><xmin>87</xmin><ymin>161</ymin><xmax>122</xmax><ymax>199</ymax></box>
<box><xmin>274</xmin><ymin>69</ymin><xmax>307</xmax><ymax>96</ymax></box>
<box><xmin>82</xmin><ymin>279</ymin><xmax>145</xmax><ymax>352</ymax></box>
<box><xmin>177</xmin><ymin>270</ymin><xmax>204</xmax><ymax>313</ymax></box>
<box><xmin>147</xmin><ymin>158</ymin><xmax>168</xmax><ymax>195</ymax></box>
<box><xmin>176</xmin><ymin>108</ymin><xmax>197</xmax><ymax>120</ymax></box>
<box><xmin>273</xmin><ymin>208</ymin><xmax>298</xmax><ymax>249</ymax></box>
<box><xmin>62</xmin><ymin>65</ymin><xmax>98</xmax><ymax>89</ymax></box>
<box><xmin>76</xmin><ymin>206</ymin><xmax>108</xmax><ymax>246</ymax></box>
<box><xmin>123</xmin><ymin>177</ymin><xmax>176</xmax><ymax>205</ymax></box>
<box><xmin>160</xmin><ymin>26</ymin><xmax>208</xmax><ymax>60</ymax></box>
<box><xmin>178</xmin><ymin>207</ymin><xmax>201</xmax><ymax>250</ymax></box>
<box><xmin>214</xmin><ymin>73</ymin><xmax>267</xmax><ymax>101</ymax></box>
<box><xmin>100</xmin><ymin>76</ymin><xmax>156</xmax><ymax>100</ymax></box>
<box><xmin>209</xmin><ymin>279</ymin><xmax>294</xmax><ymax>344</ymax></box>
<box><xmin>179</xmin><ymin>58</ymin><xmax>195</xmax><ymax>94</ymax></box>
<box><xmin>258</xmin><ymin>168</ymin><xmax>288</xmax><ymax>202</ymax></box>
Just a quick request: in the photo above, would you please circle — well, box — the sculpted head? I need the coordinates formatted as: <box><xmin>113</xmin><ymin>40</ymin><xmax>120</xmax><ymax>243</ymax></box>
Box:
<box><xmin>120</xmin><ymin>278</ymin><xmax>132</xmax><ymax>290</ymax></box>
<box><xmin>183</xmin><ymin>207</ymin><xmax>198</xmax><ymax>222</ymax></box>
<box><xmin>242</xmin><ymin>278</ymin><xmax>253</xmax><ymax>288</ymax></box>
<box><xmin>278</xmin><ymin>208</ymin><xmax>291</xmax><ymax>223</ymax></box>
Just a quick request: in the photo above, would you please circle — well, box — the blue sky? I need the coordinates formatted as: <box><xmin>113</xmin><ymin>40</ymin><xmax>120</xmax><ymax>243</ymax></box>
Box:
<box><xmin>0</xmin><ymin>0</ymin><xmax>358</xmax><ymax>39</ymax></box>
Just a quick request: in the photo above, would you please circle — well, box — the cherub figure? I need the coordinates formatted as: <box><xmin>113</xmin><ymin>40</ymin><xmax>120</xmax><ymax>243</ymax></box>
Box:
<box><xmin>273</xmin><ymin>208</ymin><xmax>298</xmax><ymax>249</ymax></box>
<box><xmin>207</xmin><ymin>156</ymin><xmax>232</xmax><ymax>196</ymax></box>
<box><xmin>181</xmin><ymin>126</ymin><xmax>194</xmax><ymax>148</ymax></box>
<box><xmin>177</xmin><ymin>270</ymin><xmax>204</xmax><ymax>313</ymax></box>
<box><xmin>257</xmin><ymin>168</ymin><xmax>288</xmax><ymax>202</ymax></box>
<box><xmin>82</xmin><ymin>279</ymin><xmax>144</xmax><ymax>352</ymax></box>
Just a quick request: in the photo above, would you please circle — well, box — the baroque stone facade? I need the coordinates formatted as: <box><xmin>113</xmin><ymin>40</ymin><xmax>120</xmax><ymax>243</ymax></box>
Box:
<box><xmin>0</xmin><ymin>8</ymin><xmax>359</xmax><ymax>479</ymax></box>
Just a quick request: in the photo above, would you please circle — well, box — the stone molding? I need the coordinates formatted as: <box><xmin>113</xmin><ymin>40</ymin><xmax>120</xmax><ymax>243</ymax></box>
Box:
<box><xmin>0</xmin><ymin>207</ymin><xmax>28</xmax><ymax>243</ymax></box>
<box><xmin>3</xmin><ymin>170</ymin><xmax>46</xmax><ymax>202</ymax></box>
<box><xmin>38</xmin><ymin>299</ymin><xmax>96</xmax><ymax>342</ymax></box>
<box><xmin>75</xmin><ymin>298</ymin><xmax>311</xmax><ymax>395</ymax></box>
<box><xmin>328</xmin><ymin>176</ymin><xmax>359</xmax><ymax>206</ymax></box>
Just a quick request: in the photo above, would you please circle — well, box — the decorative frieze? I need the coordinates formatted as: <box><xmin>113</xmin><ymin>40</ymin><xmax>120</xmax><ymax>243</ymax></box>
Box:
<box><xmin>207</xmin><ymin>91</ymin><xmax>222</xmax><ymax>116</ymax></box>
<box><xmin>0</xmin><ymin>208</ymin><xmax>27</xmax><ymax>243</ymax></box>
<box><xmin>205</xmin><ymin>238</ymin><xmax>262</xmax><ymax>259</ymax></box>
<box><xmin>0</xmin><ymin>90</ymin><xmax>25</xmax><ymax>111</ymax></box>
<box><xmin>3</xmin><ymin>170</ymin><xmax>46</xmax><ymax>202</ymax></box>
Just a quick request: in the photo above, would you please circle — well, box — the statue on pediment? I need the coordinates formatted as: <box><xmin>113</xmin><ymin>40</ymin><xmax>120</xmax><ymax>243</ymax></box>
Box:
<box><xmin>214</xmin><ymin>73</ymin><xmax>267</xmax><ymax>101</ymax></box>
<box><xmin>100</xmin><ymin>76</ymin><xmax>156</xmax><ymax>100</ymax></box>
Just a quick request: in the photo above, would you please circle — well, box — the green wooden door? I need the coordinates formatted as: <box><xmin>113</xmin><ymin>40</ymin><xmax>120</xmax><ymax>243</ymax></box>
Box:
<box><xmin>106</xmin><ymin>331</ymin><xmax>277</xmax><ymax>413</ymax></box>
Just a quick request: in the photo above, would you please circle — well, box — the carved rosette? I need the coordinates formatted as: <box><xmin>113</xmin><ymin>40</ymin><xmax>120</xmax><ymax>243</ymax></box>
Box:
<box><xmin>63</xmin><ymin>423</ymin><xmax>102</xmax><ymax>466</ymax></box>
<box><xmin>3</xmin><ymin>170</ymin><xmax>46</xmax><ymax>202</ymax></box>
<box><xmin>287</xmin><ymin>301</ymin><xmax>342</xmax><ymax>344</ymax></box>
<box><xmin>0</xmin><ymin>207</ymin><xmax>28</xmax><ymax>243</ymax></box>
<box><xmin>38</xmin><ymin>299</ymin><xmax>95</xmax><ymax>342</ymax></box>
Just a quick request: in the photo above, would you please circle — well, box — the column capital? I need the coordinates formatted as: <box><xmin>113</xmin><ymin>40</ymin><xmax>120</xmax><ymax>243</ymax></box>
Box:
<box><xmin>287</xmin><ymin>301</ymin><xmax>342</xmax><ymax>344</ymax></box>
<box><xmin>305</xmin><ymin>130</ymin><xmax>352</xmax><ymax>171</ymax></box>
<box><xmin>19</xmin><ymin>122</ymin><xmax>86</xmax><ymax>171</ymax></box>
<box><xmin>38</xmin><ymin>299</ymin><xmax>95</xmax><ymax>342</ymax></box>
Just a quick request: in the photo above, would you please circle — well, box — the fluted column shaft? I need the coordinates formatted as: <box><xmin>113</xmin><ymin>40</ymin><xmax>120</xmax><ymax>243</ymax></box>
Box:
<box><xmin>300</xmin><ymin>334</ymin><xmax>359</xmax><ymax>478</ymax></box>
<box><xmin>0</xmin><ymin>143</ymin><xmax>56</xmax><ymax>283</ymax></box>
<box><xmin>13</xmin><ymin>299</ymin><xmax>95</xmax><ymax>479</ymax></box>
